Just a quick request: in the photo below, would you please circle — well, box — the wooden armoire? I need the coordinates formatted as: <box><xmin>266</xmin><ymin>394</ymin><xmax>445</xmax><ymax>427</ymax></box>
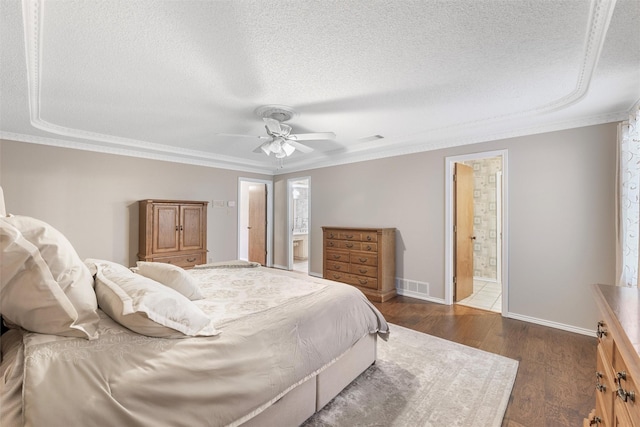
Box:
<box><xmin>138</xmin><ymin>199</ymin><xmax>208</xmax><ymax>269</ymax></box>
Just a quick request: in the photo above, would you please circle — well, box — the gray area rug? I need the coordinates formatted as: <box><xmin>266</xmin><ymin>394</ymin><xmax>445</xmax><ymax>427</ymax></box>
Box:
<box><xmin>303</xmin><ymin>324</ymin><xmax>518</xmax><ymax>427</ymax></box>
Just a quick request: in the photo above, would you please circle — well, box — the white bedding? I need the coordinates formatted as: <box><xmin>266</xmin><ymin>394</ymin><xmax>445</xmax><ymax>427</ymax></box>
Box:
<box><xmin>1</xmin><ymin>266</ymin><xmax>388</xmax><ymax>427</ymax></box>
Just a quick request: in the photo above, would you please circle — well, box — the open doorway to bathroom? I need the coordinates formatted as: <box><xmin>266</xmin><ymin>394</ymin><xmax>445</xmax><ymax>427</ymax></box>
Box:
<box><xmin>445</xmin><ymin>150</ymin><xmax>507</xmax><ymax>315</ymax></box>
<box><xmin>288</xmin><ymin>177</ymin><xmax>310</xmax><ymax>274</ymax></box>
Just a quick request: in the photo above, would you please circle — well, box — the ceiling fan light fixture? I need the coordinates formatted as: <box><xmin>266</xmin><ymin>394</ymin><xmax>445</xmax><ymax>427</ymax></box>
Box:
<box><xmin>281</xmin><ymin>141</ymin><xmax>296</xmax><ymax>156</ymax></box>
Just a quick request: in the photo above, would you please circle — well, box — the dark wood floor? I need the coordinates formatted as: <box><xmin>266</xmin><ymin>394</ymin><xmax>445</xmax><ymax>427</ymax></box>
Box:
<box><xmin>372</xmin><ymin>296</ymin><xmax>597</xmax><ymax>427</ymax></box>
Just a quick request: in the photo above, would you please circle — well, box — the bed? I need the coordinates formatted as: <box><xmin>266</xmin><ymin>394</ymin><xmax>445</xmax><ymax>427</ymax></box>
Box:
<box><xmin>0</xmin><ymin>192</ymin><xmax>389</xmax><ymax>426</ymax></box>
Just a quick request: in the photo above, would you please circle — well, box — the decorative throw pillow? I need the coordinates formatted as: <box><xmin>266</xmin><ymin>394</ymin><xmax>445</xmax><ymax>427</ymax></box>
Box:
<box><xmin>93</xmin><ymin>260</ymin><xmax>217</xmax><ymax>338</ymax></box>
<box><xmin>0</xmin><ymin>216</ymin><xmax>99</xmax><ymax>339</ymax></box>
<box><xmin>136</xmin><ymin>261</ymin><xmax>204</xmax><ymax>300</ymax></box>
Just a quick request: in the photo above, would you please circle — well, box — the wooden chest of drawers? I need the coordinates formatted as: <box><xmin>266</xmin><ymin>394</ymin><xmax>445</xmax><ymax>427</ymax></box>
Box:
<box><xmin>322</xmin><ymin>227</ymin><xmax>396</xmax><ymax>302</ymax></box>
<box><xmin>585</xmin><ymin>284</ymin><xmax>640</xmax><ymax>427</ymax></box>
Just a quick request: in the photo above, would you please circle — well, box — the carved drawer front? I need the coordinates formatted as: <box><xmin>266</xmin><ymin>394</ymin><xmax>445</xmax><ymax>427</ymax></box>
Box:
<box><xmin>349</xmin><ymin>275</ymin><xmax>378</xmax><ymax>290</ymax></box>
<box><xmin>325</xmin><ymin>270</ymin><xmax>347</xmax><ymax>283</ymax></box>
<box><xmin>340</xmin><ymin>241</ymin><xmax>361</xmax><ymax>250</ymax></box>
<box><xmin>596</xmin><ymin>345</ymin><xmax>615</xmax><ymax>426</ymax></box>
<box><xmin>360</xmin><ymin>232</ymin><xmax>378</xmax><ymax>243</ymax></box>
<box><xmin>153</xmin><ymin>252</ymin><xmax>203</xmax><ymax>268</ymax></box>
<box><xmin>326</xmin><ymin>250</ymin><xmax>349</xmax><ymax>263</ymax></box>
<box><xmin>325</xmin><ymin>230</ymin><xmax>340</xmax><ymax>240</ymax></box>
<box><xmin>613</xmin><ymin>347</ymin><xmax>639</xmax><ymax>425</ymax></box>
<box><xmin>350</xmin><ymin>252</ymin><xmax>379</xmax><ymax>266</ymax></box>
<box><xmin>339</xmin><ymin>231</ymin><xmax>361</xmax><ymax>241</ymax></box>
<box><xmin>327</xmin><ymin>260</ymin><xmax>350</xmax><ymax>273</ymax></box>
<box><xmin>351</xmin><ymin>264</ymin><xmax>378</xmax><ymax>278</ymax></box>
<box><xmin>597</xmin><ymin>320</ymin><xmax>615</xmax><ymax>362</ymax></box>
<box><xmin>360</xmin><ymin>242</ymin><xmax>377</xmax><ymax>252</ymax></box>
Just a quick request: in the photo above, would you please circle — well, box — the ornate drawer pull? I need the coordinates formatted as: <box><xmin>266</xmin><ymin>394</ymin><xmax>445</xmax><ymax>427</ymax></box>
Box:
<box><xmin>359</xmin><ymin>268</ymin><xmax>368</xmax><ymax>274</ymax></box>
<box><xmin>329</xmin><ymin>233</ymin><xmax>335</xmax><ymax>238</ymax></box>
<box><xmin>359</xmin><ymin>257</ymin><xmax>368</xmax><ymax>263</ymax></box>
<box><xmin>595</xmin><ymin>371</ymin><xmax>606</xmax><ymax>393</ymax></box>
<box><xmin>589</xmin><ymin>416</ymin><xmax>602</xmax><ymax>425</ymax></box>
<box><xmin>358</xmin><ymin>278</ymin><xmax>368</xmax><ymax>285</ymax></box>
<box><xmin>345</xmin><ymin>234</ymin><xmax>354</xmax><ymax>239</ymax></box>
<box><xmin>346</xmin><ymin>243</ymin><xmax>353</xmax><ymax>248</ymax></box>
<box><xmin>333</xmin><ymin>264</ymin><xmax>342</xmax><ymax>270</ymax></box>
<box><xmin>365</xmin><ymin>245</ymin><xmax>372</xmax><ymax>251</ymax></box>
<box><xmin>366</xmin><ymin>235</ymin><xmax>372</xmax><ymax>241</ymax></box>
<box><xmin>332</xmin><ymin>254</ymin><xmax>342</xmax><ymax>259</ymax></box>
<box><xmin>596</xmin><ymin>321</ymin><xmax>607</xmax><ymax>339</ymax></box>
<box><xmin>332</xmin><ymin>274</ymin><xmax>341</xmax><ymax>279</ymax></box>
<box><xmin>616</xmin><ymin>371</ymin><xmax>636</xmax><ymax>402</ymax></box>
<box><xmin>187</xmin><ymin>257</ymin><xmax>196</xmax><ymax>262</ymax></box>
<box><xmin>328</xmin><ymin>242</ymin><xmax>334</xmax><ymax>247</ymax></box>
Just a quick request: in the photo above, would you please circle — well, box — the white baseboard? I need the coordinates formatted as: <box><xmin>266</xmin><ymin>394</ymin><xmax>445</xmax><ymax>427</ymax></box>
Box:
<box><xmin>272</xmin><ymin>264</ymin><xmax>288</xmax><ymax>270</ymax></box>
<box><xmin>505</xmin><ymin>312</ymin><xmax>595</xmax><ymax>337</ymax></box>
<box><xmin>309</xmin><ymin>271</ymin><xmax>323</xmax><ymax>278</ymax></box>
<box><xmin>396</xmin><ymin>288</ymin><xmax>446</xmax><ymax>304</ymax></box>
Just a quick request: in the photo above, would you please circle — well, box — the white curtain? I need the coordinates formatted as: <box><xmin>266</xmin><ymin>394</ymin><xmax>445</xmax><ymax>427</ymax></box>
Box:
<box><xmin>617</xmin><ymin>105</ymin><xmax>640</xmax><ymax>287</ymax></box>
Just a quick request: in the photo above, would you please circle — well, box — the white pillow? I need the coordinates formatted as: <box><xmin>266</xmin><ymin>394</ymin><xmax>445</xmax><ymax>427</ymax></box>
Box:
<box><xmin>136</xmin><ymin>261</ymin><xmax>204</xmax><ymax>300</ymax></box>
<box><xmin>93</xmin><ymin>261</ymin><xmax>217</xmax><ymax>338</ymax></box>
<box><xmin>0</xmin><ymin>217</ymin><xmax>99</xmax><ymax>340</ymax></box>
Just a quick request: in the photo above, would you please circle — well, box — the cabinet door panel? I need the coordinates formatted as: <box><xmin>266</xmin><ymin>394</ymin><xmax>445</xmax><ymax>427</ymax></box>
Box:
<box><xmin>153</xmin><ymin>205</ymin><xmax>180</xmax><ymax>253</ymax></box>
<box><xmin>181</xmin><ymin>205</ymin><xmax>205</xmax><ymax>251</ymax></box>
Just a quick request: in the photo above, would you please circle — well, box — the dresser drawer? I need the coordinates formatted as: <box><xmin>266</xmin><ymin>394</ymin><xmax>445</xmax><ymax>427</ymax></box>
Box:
<box><xmin>326</xmin><ymin>260</ymin><xmax>350</xmax><ymax>273</ymax></box>
<box><xmin>597</xmin><ymin>319</ymin><xmax>615</xmax><ymax>362</ymax></box>
<box><xmin>596</xmin><ymin>345</ymin><xmax>615</xmax><ymax>426</ymax></box>
<box><xmin>351</xmin><ymin>264</ymin><xmax>377</xmax><ymax>278</ymax></box>
<box><xmin>152</xmin><ymin>252</ymin><xmax>203</xmax><ymax>268</ymax></box>
<box><xmin>361</xmin><ymin>232</ymin><xmax>378</xmax><ymax>243</ymax></box>
<box><xmin>612</xmin><ymin>347</ymin><xmax>640</xmax><ymax>426</ymax></box>
<box><xmin>350</xmin><ymin>252</ymin><xmax>378</xmax><ymax>266</ymax></box>
<box><xmin>360</xmin><ymin>242</ymin><xmax>377</xmax><ymax>252</ymax></box>
<box><xmin>326</xmin><ymin>250</ymin><xmax>349</xmax><ymax>263</ymax></box>
<box><xmin>324</xmin><ymin>230</ymin><xmax>340</xmax><ymax>240</ymax></box>
<box><xmin>339</xmin><ymin>231</ymin><xmax>361</xmax><ymax>241</ymax></box>
<box><xmin>349</xmin><ymin>275</ymin><xmax>378</xmax><ymax>290</ymax></box>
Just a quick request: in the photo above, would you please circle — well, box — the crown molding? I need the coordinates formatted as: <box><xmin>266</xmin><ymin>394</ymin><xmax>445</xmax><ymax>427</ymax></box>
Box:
<box><xmin>0</xmin><ymin>131</ymin><xmax>276</xmax><ymax>175</ymax></box>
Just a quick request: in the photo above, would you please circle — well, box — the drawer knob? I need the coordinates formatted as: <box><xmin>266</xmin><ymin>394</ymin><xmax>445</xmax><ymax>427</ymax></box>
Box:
<box><xmin>589</xmin><ymin>416</ymin><xmax>602</xmax><ymax>425</ymax></box>
<box><xmin>367</xmin><ymin>235</ymin><xmax>372</xmax><ymax>241</ymax></box>
<box><xmin>596</xmin><ymin>321</ymin><xmax>607</xmax><ymax>339</ymax></box>
<box><xmin>616</xmin><ymin>371</ymin><xmax>636</xmax><ymax>402</ymax></box>
<box><xmin>595</xmin><ymin>372</ymin><xmax>606</xmax><ymax>393</ymax></box>
<box><xmin>328</xmin><ymin>242</ymin><xmax>334</xmax><ymax>247</ymax></box>
<box><xmin>365</xmin><ymin>245</ymin><xmax>372</xmax><ymax>251</ymax></box>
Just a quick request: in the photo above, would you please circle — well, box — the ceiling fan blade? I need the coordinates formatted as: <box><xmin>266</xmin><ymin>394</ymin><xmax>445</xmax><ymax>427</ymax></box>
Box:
<box><xmin>289</xmin><ymin>132</ymin><xmax>336</xmax><ymax>141</ymax></box>
<box><xmin>286</xmin><ymin>139</ymin><xmax>314</xmax><ymax>153</ymax></box>
<box><xmin>216</xmin><ymin>133</ymin><xmax>270</xmax><ymax>140</ymax></box>
<box><xmin>263</xmin><ymin>117</ymin><xmax>283</xmax><ymax>134</ymax></box>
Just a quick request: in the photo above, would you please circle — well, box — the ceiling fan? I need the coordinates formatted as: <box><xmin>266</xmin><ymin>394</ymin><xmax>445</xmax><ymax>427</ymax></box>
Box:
<box><xmin>217</xmin><ymin>105</ymin><xmax>336</xmax><ymax>158</ymax></box>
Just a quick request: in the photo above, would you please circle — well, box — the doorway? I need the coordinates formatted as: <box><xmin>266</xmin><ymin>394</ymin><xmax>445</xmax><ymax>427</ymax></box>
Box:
<box><xmin>287</xmin><ymin>177</ymin><xmax>310</xmax><ymax>273</ymax></box>
<box><xmin>238</xmin><ymin>178</ymin><xmax>273</xmax><ymax>266</ymax></box>
<box><xmin>445</xmin><ymin>150</ymin><xmax>508</xmax><ymax>315</ymax></box>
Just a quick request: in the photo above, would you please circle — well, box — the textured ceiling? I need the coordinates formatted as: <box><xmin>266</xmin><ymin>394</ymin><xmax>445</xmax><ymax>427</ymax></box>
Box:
<box><xmin>1</xmin><ymin>0</ymin><xmax>639</xmax><ymax>175</ymax></box>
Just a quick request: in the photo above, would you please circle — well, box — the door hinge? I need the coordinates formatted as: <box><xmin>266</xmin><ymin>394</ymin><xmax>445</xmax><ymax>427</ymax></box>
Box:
<box><xmin>453</xmin><ymin>276</ymin><xmax>457</xmax><ymax>284</ymax></box>
<box><xmin>454</xmin><ymin>225</ymin><xmax>457</xmax><ymax>233</ymax></box>
<box><xmin>453</xmin><ymin>174</ymin><xmax>457</xmax><ymax>182</ymax></box>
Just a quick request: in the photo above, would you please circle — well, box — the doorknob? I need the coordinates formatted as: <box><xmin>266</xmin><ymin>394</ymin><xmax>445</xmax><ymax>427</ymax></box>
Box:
<box><xmin>471</xmin><ymin>236</ymin><xmax>476</xmax><ymax>240</ymax></box>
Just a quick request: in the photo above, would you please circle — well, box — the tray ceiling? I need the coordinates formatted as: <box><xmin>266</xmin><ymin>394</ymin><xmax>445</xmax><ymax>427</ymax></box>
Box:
<box><xmin>1</xmin><ymin>0</ymin><xmax>639</xmax><ymax>175</ymax></box>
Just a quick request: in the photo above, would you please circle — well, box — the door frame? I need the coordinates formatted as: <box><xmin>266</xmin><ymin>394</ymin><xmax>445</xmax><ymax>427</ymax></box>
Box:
<box><xmin>286</xmin><ymin>176</ymin><xmax>311</xmax><ymax>272</ymax></box>
<box><xmin>444</xmin><ymin>149</ymin><xmax>508</xmax><ymax>315</ymax></box>
<box><xmin>237</xmin><ymin>177</ymin><xmax>273</xmax><ymax>267</ymax></box>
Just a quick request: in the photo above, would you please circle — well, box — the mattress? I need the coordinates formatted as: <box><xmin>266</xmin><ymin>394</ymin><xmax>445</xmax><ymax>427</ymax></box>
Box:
<box><xmin>0</xmin><ymin>266</ymin><xmax>388</xmax><ymax>427</ymax></box>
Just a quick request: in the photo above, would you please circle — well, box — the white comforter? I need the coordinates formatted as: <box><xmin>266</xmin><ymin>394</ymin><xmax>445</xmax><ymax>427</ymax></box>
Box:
<box><xmin>1</xmin><ymin>267</ymin><xmax>388</xmax><ymax>427</ymax></box>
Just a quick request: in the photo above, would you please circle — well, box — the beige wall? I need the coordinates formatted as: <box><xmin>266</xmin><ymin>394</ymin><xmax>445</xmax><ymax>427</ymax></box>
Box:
<box><xmin>275</xmin><ymin>123</ymin><xmax>617</xmax><ymax>331</ymax></box>
<box><xmin>0</xmin><ymin>139</ymin><xmax>269</xmax><ymax>266</ymax></box>
<box><xmin>1</xmin><ymin>123</ymin><xmax>618</xmax><ymax>332</ymax></box>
